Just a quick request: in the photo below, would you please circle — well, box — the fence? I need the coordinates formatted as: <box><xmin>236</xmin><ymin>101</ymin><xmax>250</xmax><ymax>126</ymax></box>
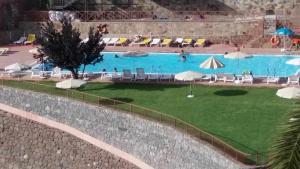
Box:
<box><xmin>0</xmin><ymin>79</ymin><xmax>267</xmax><ymax>166</ymax></box>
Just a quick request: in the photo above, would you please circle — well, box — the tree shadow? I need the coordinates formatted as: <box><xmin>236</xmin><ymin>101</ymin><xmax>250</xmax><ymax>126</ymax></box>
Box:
<box><xmin>214</xmin><ymin>90</ymin><xmax>248</xmax><ymax>96</ymax></box>
<box><xmin>80</xmin><ymin>82</ymin><xmax>184</xmax><ymax>92</ymax></box>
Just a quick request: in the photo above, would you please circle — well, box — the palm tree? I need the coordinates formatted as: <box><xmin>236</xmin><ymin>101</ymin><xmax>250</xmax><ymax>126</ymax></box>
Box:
<box><xmin>268</xmin><ymin>109</ymin><xmax>300</xmax><ymax>169</ymax></box>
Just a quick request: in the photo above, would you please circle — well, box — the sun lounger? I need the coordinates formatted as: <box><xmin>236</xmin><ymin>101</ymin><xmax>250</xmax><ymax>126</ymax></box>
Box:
<box><xmin>0</xmin><ymin>48</ymin><xmax>9</xmax><ymax>55</ymax></box>
<box><xmin>147</xmin><ymin>73</ymin><xmax>159</xmax><ymax>81</ymax></box>
<box><xmin>215</xmin><ymin>73</ymin><xmax>236</xmax><ymax>83</ymax></box>
<box><xmin>115</xmin><ymin>38</ymin><xmax>128</xmax><ymax>46</ymax></box>
<box><xmin>135</xmin><ymin>68</ymin><xmax>146</xmax><ymax>80</ymax></box>
<box><xmin>182</xmin><ymin>38</ymin><xmax>193</xmax><ymax>46</ymax></box>
<box><xmin>13</xmin><ymin>36</ymin><xmax>27</xmax><ymax>45</ymax></box>
<box><xmin>174</xmin><ymin>38</ymin><xmax>183</xmax><ymax>45</ymax></box>
<box><xmin>99</xmin><ymin>38</ymin><xmax>110</xmax><ymax>44</ymax></box>
<box><xmin>161</xmin><ymin>38</ymin><xmax>172</xmax><ymax>47</ymax></box>
<box><xmin>159</xmin><ymin>74</ymin><xmax>173</xmax><ymax>81</ymax></box>
<box><xmin>267</xmin><ymin>76</ymin><xmax>280</xmax><ymax>84</ymax></box>
<box><xmin>24</xmin><ymin>34</ymin><xmax>36</xmax><ymax>45</ymax></box>
<box><xmin>122</xmin><ymin>69</ymin><xmax>133</xmax><ymax>80</ymax></box>
<box><xmin>150</xmin><ymin>38</ymin><xmax>161</xmax><ymax>47</ymax></box>
<box><xmin>194</xmin><ymin>39</ymin><xmax>206</xmax><ymax>47</ymax></box>
<box><xmin>241</xmin><ymin>74</ymin><xmax>254</xmax><ymax>84</ymax></box>
<box><xmin>287</xmin><ymin>75</ymin><xmax>300</xmax><ymax>85</ymax></box>
<box><xmin>139</xmin><ymin>38</ymin><xmax>152</xmax><ymax>46</ymax></box>
<box><xmin>106</xmin><ymin>38</ymin><xmax>119</xmax><ymax>46</ymax></box>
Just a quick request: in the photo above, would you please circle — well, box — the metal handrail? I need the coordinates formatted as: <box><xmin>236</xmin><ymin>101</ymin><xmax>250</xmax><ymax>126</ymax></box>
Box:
<box><xmin>0</xmin><ymin>79</ymin><xmax>265</xmax><ymax>165</ymax></box>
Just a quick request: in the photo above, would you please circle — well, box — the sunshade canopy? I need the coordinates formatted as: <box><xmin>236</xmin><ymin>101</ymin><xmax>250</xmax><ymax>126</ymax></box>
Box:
<box><xmin>56</xmin><ymin>79</ymin><xmax>86</xmax><ymax>89</ymax></box>
<box><xmin>5</xmin><ymin>63</ymin><xmax>29</xmax><ymax>72</ymax></box>
<box><xmin>175</xmin><ymin>71</ymin><xmax>204</xmax><ymax>81</ymax></box>
<box><xmin>276</xmin><ymin>87</ymin><xmax>300</xmax><ymax>99</ymax></box>
<box><xmin>274</xmin><ymin>27</ymin><xmax>294</xmax><ymax>36</ymax></box>
<box><xmin>286</xmin><ymin>58</ymin><xmax>300</xmax><ymax>66</ymax></box>
<box><xmin>200</xmin><ymin>56</ymin><xmax>224</xmax><ymax>69</ymax></box>
<box><xmin>224</xmin><ymin>51</ymin><xmax>252</xmax><ymax>59</ymax></box>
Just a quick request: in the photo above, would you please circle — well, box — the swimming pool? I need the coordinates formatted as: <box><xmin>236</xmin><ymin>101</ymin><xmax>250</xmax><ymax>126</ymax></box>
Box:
<box><xmin>82</xmin><ymin>52</ymin><xmax>300</xmax><ymax>77</ymax></box>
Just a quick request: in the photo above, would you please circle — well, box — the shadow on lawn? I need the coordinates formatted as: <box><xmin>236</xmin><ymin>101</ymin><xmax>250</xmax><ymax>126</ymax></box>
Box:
<box><xmin>81</xmin><ymin>83</ymin><xmax>184</xmax><ymax>92</ymax></box>
<box><xmin>214</xmin><ymin>90</ymin><xmax>248</xmax><ymax>96</ymax></box>
<box><xmin>110</xmin><ymin>97</ymin><xmax>134</xmax><ymax>103</ymax></box>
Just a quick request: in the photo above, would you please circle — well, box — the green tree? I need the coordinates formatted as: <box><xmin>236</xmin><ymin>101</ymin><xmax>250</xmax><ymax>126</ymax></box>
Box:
<box><xmin>268</xmin><ymin>110</ymin><xmax>300</xmax><ymax>169</ymax></box>
<box><xmin>39</xmin><ymin>17</ymin><xmax>104</xmax><ymax>79</ymax></box>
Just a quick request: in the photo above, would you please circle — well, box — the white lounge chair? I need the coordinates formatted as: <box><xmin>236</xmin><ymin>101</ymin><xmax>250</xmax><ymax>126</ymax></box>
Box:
<box><xmin>147</xmin><ymin>73</ymin><xmax>159</xmax><ymax>81</ymax></box>
<box><xmin>106</xmin><ymin>38</ymin><xmax>119</xmax><ymax>46</ymax></box>
<box><xmin>215</xmin><ymin>73</ymin><xmax>236</xmax><ymax>83</ymax></box>
<box><xmin>0</xmin><ymin>48</ymin><xmax>9</xmax><ymax>55</ymax></box>
<box><xmin>100</xmin><ymin>37</ymin><xmax>111</xmax><ymax>45</ymax></box>
<box><xmin>150</xmin><ymin>38</ymin><xmax>161</xmax><ymax>47</ymax></box>
<box><xmin>135</xmin><ymin>68</ymin><xmax>146</xmax><ymax>81</ymax></box>
<box><xmin>13</xmin><ymin>36</ymin><xmax>27</xmax><ymax>45</ymax></box>
<box><xmin>159</xmin><ymin>74</ymin><xmax>173</xmax><ymax>81</ymax></box>
<box><xmin>51</xmin><ymin>67</ymin><xmax>63</xmax><ymax>78</ymax></box>
<box><xmin>287</xmin><ymin>75</ymin><xmax>300</xmax><ymax>85</ymax></box>
<box><xmin>241</xmin><ymin>74</ymin><xmax>254</xmax><ymax>84</ymax></box>
<box><xmin>267</xmin><ymin>76</ymin><xmax>280</xmax><ymax>84</ymax></box>
<box><xmin>112</xmin><ymin>72</ymin><xmax>122</xmax><ymax>80</ymax></box>
<box><xmin>174</xmin><ymin>38</ymin><xmax>183</xmax><ymax>46</ymax></box>
<box><xmin>122</xmin><ymin>69</ymin><xmax>133</xmax><ymax>80</ymax></box>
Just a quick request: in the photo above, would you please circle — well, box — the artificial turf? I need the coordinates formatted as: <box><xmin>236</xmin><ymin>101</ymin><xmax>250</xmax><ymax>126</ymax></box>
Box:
<box><xmin>78</xmin><ymin>82</ymin><xmax>297</xmax><ymax>156</ymax></box>
<box><xmin>3</xmin><ymin>80</ymin><xmax>298</xmax><ymax>159</ymax></box>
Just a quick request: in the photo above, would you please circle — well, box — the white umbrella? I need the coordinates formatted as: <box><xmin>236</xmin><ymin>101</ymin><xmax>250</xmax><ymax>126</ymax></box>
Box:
<box><xmin>286</xmin><ymin>58</ymin><xmax>300</xmax><ymax>66</ymax></box>
<box><xmin>200</xmin><ymin>56</ymin><xmax>224</xmax><ymax>69</ymax></box>
<box><xmin>276</xmin><ymin>87</ymin><xmax>300</xmax><ymax>99</ymax></box>
<box><xmin>200</xmin><ymin>56</ymin><xmax>224</xmax><ymax>83</ymax></box>
<box><xmin>175</xmin><ymin>71</ymin><xmax>204</xmax><ymax>98</ymax></box>
<box><xmin>56</xmin><ymin>79</ymin><xmax>86</xmax><ymax>89</ymax></box>
<box><xmin>224</xmin><ymin>51</ymin><xmax>251</xmax><ymax>59</ymax></box>
<box><xmin>5</xmin><ymin>63</ymin><xmax>29</xmax><ymax>72</ymax></box>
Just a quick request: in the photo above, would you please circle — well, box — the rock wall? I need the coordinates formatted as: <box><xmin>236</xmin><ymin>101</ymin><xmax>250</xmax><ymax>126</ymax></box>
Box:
<box><xmin>0</xmin><ymin>110</ymin><xmax>139</xmax><ymax>169</ymax></box>
<box><xmin>18</xmin><ymin>20</ymin><xmax>262</xmax><ymax>39</ymax></box>
<box><xmin>0</xmin><ymin>86</ymin><xmax>247</xmax><ymax>169</ymax></box>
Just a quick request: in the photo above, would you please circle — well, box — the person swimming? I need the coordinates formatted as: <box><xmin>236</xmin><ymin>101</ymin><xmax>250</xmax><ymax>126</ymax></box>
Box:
<box><xmin>179</xmin><ymin>49</ymin><xmax>187</xmax><ymax>62</ymax></box>
<box><xmin>115</xmin><ymin>54</ymin><xmax>119</xmax><ymax>58</ymax></box>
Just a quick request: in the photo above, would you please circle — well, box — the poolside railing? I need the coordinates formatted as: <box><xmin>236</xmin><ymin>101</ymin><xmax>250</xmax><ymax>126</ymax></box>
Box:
<box><xmin>0</xmin><ymin>78</ymin><xmax>267</xmax><ymax>166</ymax></box>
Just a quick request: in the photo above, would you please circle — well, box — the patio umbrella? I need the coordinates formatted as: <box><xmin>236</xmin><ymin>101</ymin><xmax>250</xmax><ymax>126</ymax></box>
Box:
<box><xmin>224</xmin><ymin>51</ymin><xmax>252</xmax><ymax>82</ymax></box>
<box><xmin>274</xmin><ymin>27</ymin><xmax>294</xmax><ymax>36</ymax></box>
<box><xmin>56</xmin><ymin>79</ymin><xmax>86</xmax><ymax>89</ymax></box>
<box><xmin>276</xmin><ymin>87</ymin><xmax>300</xmax><ymax>99</ymax></box>
<box><xmin>200</xmin><ymin>56</ymin><xmax>224</xmax><ymax>82</ymax></box>
<box><xmin>286</xmin><ymin>58</ymin><xmax>300</xmax><ymax>66</ymax></box>
<box><xmin>4</xmin><ymin>63</ymin><xmax>29</xmax><ymax>72</ymax></box>
<box><xmin>175</xmin><ymin>71</ymin><xmax>204</xmax><ymax>98</ymax></box>
<box><xmin>274</xmin><ymin>27</ymin><xmax>295</xmax><ymax>51</ymax></box>
<box><xmin>224</xmin><ymin>51</ymin><xmax>251</xmax><ymax>59</ymax></box>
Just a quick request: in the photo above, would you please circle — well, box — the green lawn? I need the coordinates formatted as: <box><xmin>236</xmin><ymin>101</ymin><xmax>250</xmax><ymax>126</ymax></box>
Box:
<box><xmin>78</xmin><ymin>83</ymin><xmax>297</xmax><ymax>155</ymax></box>
<box><xmin>4</xmin><ymin>80</ymin><xmax>298</xmax><ymax>159</ymax></box>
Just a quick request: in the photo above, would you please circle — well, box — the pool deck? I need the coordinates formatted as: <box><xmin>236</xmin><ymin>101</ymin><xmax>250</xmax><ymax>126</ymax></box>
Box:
<box><xmin>0</xmin><ymin>44</ymin><xmax>300</xmax><ymax>88</ymax></box>
<box><xmin>1</xmin><ymin>44</ymin><xmax>300</xmax><ymax>70</ymax></box>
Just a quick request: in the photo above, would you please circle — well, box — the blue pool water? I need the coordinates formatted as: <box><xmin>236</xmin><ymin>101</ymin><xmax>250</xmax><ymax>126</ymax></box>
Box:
<box><xmin>82</xmin><ymin>52</ymin><xmax>300</xmax><ymax>77</ymax></box>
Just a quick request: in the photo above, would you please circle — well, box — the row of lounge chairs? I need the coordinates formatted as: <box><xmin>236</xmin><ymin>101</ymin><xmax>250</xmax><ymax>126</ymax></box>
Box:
<box><xmin>13</xmin><ymin>34</ymin><xmax>36</xmax><ymax>45</ymax></box>
<box><xmin>0</xmin><ymin>48</ymin><xmax>9</xmax><ymax>55</ymax></box>
<box><xmin>100</xmin><ymin>37</ymin><xmax>206</xmax><ymax>47</ymax></box>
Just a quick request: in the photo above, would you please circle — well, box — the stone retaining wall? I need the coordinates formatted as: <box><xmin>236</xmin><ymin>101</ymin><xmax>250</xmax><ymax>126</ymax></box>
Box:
<box><xmin>18</xmin><ymin>20</ymin><xmax>262</xmax><ymax>40</ymax></box>
<box><xmin>0</xmin><ymin>110</ymin><xmax>139</xmax><ymax>169</ymax></box>
<box><xmin>0</xmin><ymin>86</ymin><xmax>248</xmax><ymax>169</ymax></box>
